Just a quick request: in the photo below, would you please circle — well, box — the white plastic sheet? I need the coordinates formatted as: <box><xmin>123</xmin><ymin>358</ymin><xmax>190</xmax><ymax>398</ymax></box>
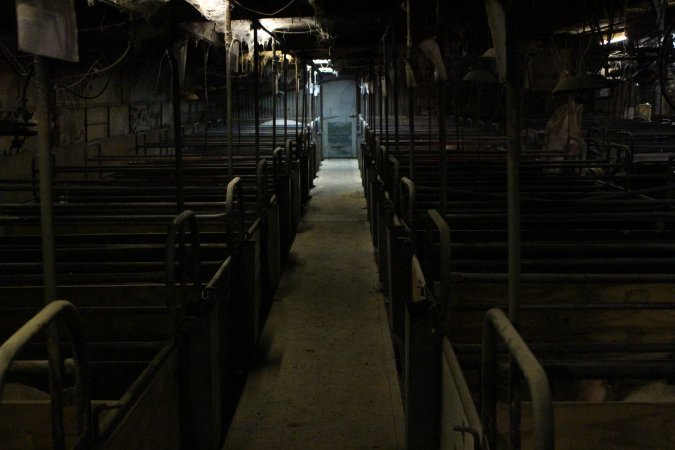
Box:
<box><xmin>16</xmin><ymin>0</ymin><xmax>79</xmax><ymax>62</ymax></box>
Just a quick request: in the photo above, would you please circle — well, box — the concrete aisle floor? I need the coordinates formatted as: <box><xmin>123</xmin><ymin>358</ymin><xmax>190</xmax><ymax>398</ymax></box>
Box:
<box><xmin>223</xmin><ymin>159</ymin><xmax>405</xmax><ymax>450</ymax></box>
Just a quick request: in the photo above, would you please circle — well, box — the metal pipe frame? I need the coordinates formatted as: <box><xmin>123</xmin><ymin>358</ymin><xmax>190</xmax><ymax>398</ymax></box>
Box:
<box><xmin>425</xmin><ymin>209</ymin><xmax>451</xmax><ymax>305</ymax></box>
<box><xmin>225</xmin><ymin>177</ymin><xmax>246</xmax><ymax>243</ymax></box>
<box><xmin>272</xmin><ymin>41</ymin><xmax>277</xmax><ymax>151</ymax></box>
<box><xmin>0</xmin><ymin>300</ymin><xmax>92</xmax><ymax>449</ymax></box>
<box><xmin>399</xmin><ymin>176</ymin><xmax>416</xmax><ymax>248</ymax></box>
<box><xmin>481</xmin><ymin>308</ymin><xmax>553</xmax><ymax>450</ymax></box>
<box><xmin>165</xmin><ymin>210</ymin><xmax>202</xmax><ymax>337</ymax></box>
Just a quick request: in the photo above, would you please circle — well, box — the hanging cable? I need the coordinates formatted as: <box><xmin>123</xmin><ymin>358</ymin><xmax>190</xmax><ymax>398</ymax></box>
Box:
<box><xmin>53</xmin><ymin>31</ymin><xmax>133</xmax><ymax>89</ymax></box>
<box><xmin>231</xmin><ymin>0</ymin><xmax>296</xmax><ymax>16</ymax></box>
<box><xmin>59</xmin><ymin>75</ymin><xmax>113</xmax><ymax>100</ymax></box>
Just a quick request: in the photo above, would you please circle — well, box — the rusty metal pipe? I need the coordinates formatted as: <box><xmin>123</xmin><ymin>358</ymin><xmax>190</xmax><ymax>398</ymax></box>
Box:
<box><xmin>481</xmin><ymin>308</ymin><xmax>553</xmax><ymax>450</ymax></box>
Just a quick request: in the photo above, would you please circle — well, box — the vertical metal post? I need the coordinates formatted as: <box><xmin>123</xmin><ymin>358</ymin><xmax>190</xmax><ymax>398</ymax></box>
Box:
<box><xmin>301</xmin><ymin>65</ymin><xmax>307</xmax><ymax>133</ymax></box>
<box><xmin>295</xmin><ymin>60</ymin><xmax>300</xmax><ymax>139</ymax></box>
<box><xmin>225</xmin><ymin>0</ymin><xmax>233</xmax><ymax>178</ymax></box>
<box><xmin>35</xmin><ymin>55</ymin><xmax>66</xmax><ymax>450</ymax></box>
<box><xmin>384</xmin><ymin>37</ymin><xmax>389</xmax><ymax>151</ymax></box>
<box><xmin>437</xmin><ymin>0</ymin><xmax>447</xmax><ymax>216</ymax></box>
<box><xmin>272</xmin><ymin>41</ymin><xmax>277</xmax><ymax>151</ymax></box>
<box><xmin>170</xmin><ymin>41</ymin><xmax>185</xmax><ymax>212</ymax></box>
<box><xmin>485</xmin><ymin>1</ymin><xmax>523</xmax><ymax>448</ymax></box>
<box><xmin>406</xmin><ymin>0</ymin><xmax>415</xmax><ymax>181</ymax></box>
<box><xmin>379</xmin><ymin>65</ymin><xmax>384</xmax><ymax>142</ymax></box>
<box><xmin>506</xmin><ymin>83</ymin><xmax>521</xmax><ymax>326</ymax></box>
<box><xmin>34</xmin><ymin>57</ymin><xmax>56</xmax><ymax>303</ymax></box>
<box><xmin>320</xmin><ymin>75</ymin><xmax>324</xmax><ymax>158</ymax></box>
<box><xmin>253</xmin><ymin>24</ymin><xmax>260</xmax><ymax>164</ymax></box>
<box><xmin>283</xmin><ymin>51</ymin><xmax>288</xmax><ymax>143</ymax></box>
<box><xmin>392</xmin><ymin>23</ymin><xmax>400</xmax><ymax>158</ymax></box>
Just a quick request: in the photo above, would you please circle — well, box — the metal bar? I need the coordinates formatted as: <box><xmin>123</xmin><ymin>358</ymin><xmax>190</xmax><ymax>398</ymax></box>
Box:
<box><xmin>165</xmin><ymin>210</ymin><xmax>202</xmax><ymax>337</ymax></box>
<box><xmin>406</xmin><ymin>0</ymin><xmax>415</xmax><ymax>181</ymax></box>
<box><xmin>225</xmin><ymin>1</ymin><xmax>233</xmax><ymax>179</ymax></box>
<box><xmin>283</xmin><ymin>50</ymin><xmax>288</xmax><ymax>144</ymax></box>
<box><xmin>426</xmin><ymin>209</ymin><xmax>451</xmax><ymax>304</ymax></box>
<box><xmin>169</xmin><ymin>43</ymin><xmax>185</xmax><ymax>213</ymax></box>
<box><xmin>0</xmin><ymin>301</ymin><xmax>91</xmax><ymax>449</ymax></box>
<box><xmin>384</xmin><ymin>37</ymin><xmax>389</xmax><ymax>154</ymax></box>
<box><xmin>379</xmin><ymin>63</ymin><xmax>384</xmax><ymax>143</ymax></box>
<box><xmin>400</xmin><ymin>177</ymin><xmax>416</xmax><ymax>248</ymax></box>
<box><xmin>295</xmin><ymin>60</ymin><xmax>299</xmax><ymax>139</ymax></box>
<box><xmin>392</xmin><ymin>22</ymin><xmax>400</xmax><ymax>158</ymax></box>
<box><xmin>444</xmin><ymin>338</ymin><xmax>486</xmax><ymax>450</ymax></box>
<box><xmin>34</xmin><ymin>56</ymin><xmax>65</xmax><ymax>450</ymax></box>
<box><xmin>253</xmin><ymin>24</ymin><xmax>260</xmax><ymax>164</ymax></box>
<box><xmin>302</xmin><ymin>64</ymin><xmax>307</xmax><ymax>134</ymax></box>
<box><xmin>272</xmin><ymin>42</ymin><xmax>277</xmax><ymax>151</ymax></box>
<box><xmin>34</xmin><ymin>56</ymin><xmax>56</xmax><ymax>305</ymax></box>
<box><xmin>481</xmin><ymin>308</ymin><xmax>553</xmax><ymax>450</ymax></box>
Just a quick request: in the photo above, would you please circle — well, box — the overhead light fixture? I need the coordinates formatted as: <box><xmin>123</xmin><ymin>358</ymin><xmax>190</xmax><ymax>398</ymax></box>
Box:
<box><xmin>463</xmin><ymin>69</ymin><xmax>498</xmax><ymax>84</ymax></box>
<box><xmin>481</xmin><ymin>48</ymin><xmax>496</xmax><ymax>58</ymax></box>
<box><xmin>318</xmin><ymin>67</ymin><xmax>337</xmax><ymax>75</ymax></box>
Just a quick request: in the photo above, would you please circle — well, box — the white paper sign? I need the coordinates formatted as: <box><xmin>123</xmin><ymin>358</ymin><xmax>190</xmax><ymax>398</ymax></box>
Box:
<box><xmin>16</xmin><ymin>0</ymin><xmax>79</xmax><ymax>62</ymax></box>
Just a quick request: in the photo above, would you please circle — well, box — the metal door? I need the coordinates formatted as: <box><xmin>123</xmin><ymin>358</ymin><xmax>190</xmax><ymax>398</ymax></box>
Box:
<box><xmin>322</xmin><ymin>78</ymin><xmax>357</xmax><ymax>158</ymax></box>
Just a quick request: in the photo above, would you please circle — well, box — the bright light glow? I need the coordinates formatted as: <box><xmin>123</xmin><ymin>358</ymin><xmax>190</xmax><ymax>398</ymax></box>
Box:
<box><xmin>313</xmin><ymin>59</ymin><xmax>331</xmax><ymax>65</ymax></box>
<box><xmin>602</xmin><ymin>32</ymin><xmax>627</xmax><ymax>44</ymax></box>
<box><xmin>318</xmin><ymin>67</ymin><xmax>338</xmax><ymax>76</ymax></box>
<box><xmin>260</xmin><ymin>17</ymin><xmax>320</xmax><ymax>32</ymax></box>
<box><xmin>185</xmin><ymin>0</ymin><xmax>228</xmax><ymax>23</ymax></box>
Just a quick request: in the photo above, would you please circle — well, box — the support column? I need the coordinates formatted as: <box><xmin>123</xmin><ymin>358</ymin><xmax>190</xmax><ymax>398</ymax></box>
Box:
<box><xmin>170</xmin><ymin>40</ymin><xmax>185</xmax><ymax>212</ymax></box>
<box><xmin>406</xmin><ymin>0</ymin><xmax>415</xmax><ymax>181</ymax></box>
<box><xmin>384</xmin><ymin>37</ymin><xmax>389</xmax><ymax>152</ymax></box>
<box><xmin>295</xmin><ymin>60</ymin><xmax>299</xmax><ymax>139</ymax></box>
<box><xmin>272</xmin><ymin>42</ymin><xmax>277</xmax><ymax>150</ymax></box>
<box><xmin>253</xmin><ymin>24</ymin><xmax>260</xmax><ymax>163</ymax></box>
<box><xmin>225</xmin><ymin>0</ymin><xmax>233</xmax><ymax>178</ymax></box>
<box><xmin>392</xmin><ymin>22</ymin><xmax>400</xmax><ymax>158</ymax></box>
<box><xmin>283</xmin><ymin>51</ymin><xmax>288</xmax><ymax>143</ymax></box>
<box><xmin>437</xmin><ymin>1</ymin><xmax>447</xmax><ymax>216</ymax></box>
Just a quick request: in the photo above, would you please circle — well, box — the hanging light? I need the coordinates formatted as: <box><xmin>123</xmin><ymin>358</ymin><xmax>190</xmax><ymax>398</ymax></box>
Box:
<box><xmin>463</xmin><ymin>69</ymin><xmax>498</xmax><ymax>84</ymax></box>
<box><xmin>418</xmin><ymin>37</ymin><xmax>448</xmax><ymax>81</ymax></box>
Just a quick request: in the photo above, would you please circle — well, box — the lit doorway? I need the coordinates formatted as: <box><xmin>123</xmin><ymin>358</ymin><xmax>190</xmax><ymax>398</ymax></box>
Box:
<box><xmin>321</xmin><ymin>78</ymin><xmax>357</xmax><ymax>158</ymax></box>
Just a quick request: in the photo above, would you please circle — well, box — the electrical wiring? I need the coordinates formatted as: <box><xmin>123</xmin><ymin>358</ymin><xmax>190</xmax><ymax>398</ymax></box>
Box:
<box><xmin>231</xmin><ymin>0</ymin><xmax>296</xmax><ymax>17</ymax></box>
<box><xmin>59</xmin><ymin>74</ymin><xmax>113</xmax><ymax>100</ymax></box>
<box><xmin>0</xmin><ymin>43</ymin><xmax>32</xmax><ymax>77</ymax></box>
<box><xmin>154</xmin><ymin>50</ymin><xmax>170</xmax><ymax>96</ymax></box>
<box><xmin>53</xmin><ymin>33</ymin><xmax>133</xmax><ymax>89</ymax></box>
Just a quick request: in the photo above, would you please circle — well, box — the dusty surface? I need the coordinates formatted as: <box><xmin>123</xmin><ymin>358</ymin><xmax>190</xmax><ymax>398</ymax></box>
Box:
<box><xmin>223</xmin><ymin>159</ymin><xmax>404</xmax><ymax>450</ymax></box>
